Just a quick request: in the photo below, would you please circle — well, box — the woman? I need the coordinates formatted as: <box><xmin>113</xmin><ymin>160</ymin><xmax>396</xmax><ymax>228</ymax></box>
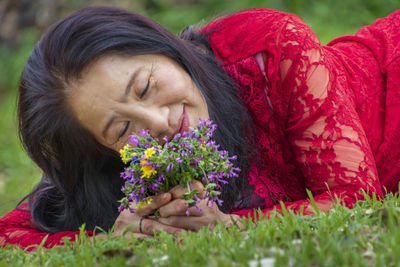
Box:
<box><xmin>1</xmin><ymin>6</ymin><xmax>399</xmax><ymax>250</ymax></box>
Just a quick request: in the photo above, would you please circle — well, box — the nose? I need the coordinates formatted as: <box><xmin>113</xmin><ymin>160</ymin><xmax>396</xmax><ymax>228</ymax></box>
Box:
<box><xmin>136</xmin><ymin>106</ymin><xmax>169</xmax><ymax>140</ymax></box>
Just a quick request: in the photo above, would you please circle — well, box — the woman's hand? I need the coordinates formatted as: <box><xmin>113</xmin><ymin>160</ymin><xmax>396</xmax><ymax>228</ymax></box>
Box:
<box><xmin>112</xmin><ymin>193</ymin><xmax>184</xmax><ymax>239</ymax></box>
<box><xmin>157</xmin><ymin>181</ymin><xmax>243</xmax><ymax>231</ymax></box>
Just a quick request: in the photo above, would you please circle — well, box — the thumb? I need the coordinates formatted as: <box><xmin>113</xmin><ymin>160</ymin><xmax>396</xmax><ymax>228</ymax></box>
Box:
<box><xmin>134</xmin><ymin>192</ymin><xmax>172</xmax><ymax>216</ymax></box>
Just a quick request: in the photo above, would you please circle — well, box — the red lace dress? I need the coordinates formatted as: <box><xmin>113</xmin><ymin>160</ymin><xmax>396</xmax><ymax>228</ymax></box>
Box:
<box><xmin>200</xmin><ymin>9</ymin><xmax>400</xmax><ymax>216</ymax></box>
<box><xmin>1</xmin><ymin>8</ymin><xmax>399</xmax><ymax>250</ymax></box>
<box><xmin>0</xmin><ymin>203</ymin><xmax>94</xmax><ymax>251</ymax></box>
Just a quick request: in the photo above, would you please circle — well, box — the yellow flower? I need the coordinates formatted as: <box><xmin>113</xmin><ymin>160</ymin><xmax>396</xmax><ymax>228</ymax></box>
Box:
<box><xmin>120</xmin><ymin>144</ymin><xmax>133</xmax><ymax>164</ymax></box>
<box><xmin>140</xmin><ymin>160</ymin><xmax>157</xmax><ymax>179</ymax></box>
<box><xmin>143</xmin><ymin>147</ymin><xmax>156</xmax><ymax>159</ymax></box>
<box><xmin>136</xmin><ymin>201</ymin><xmax>146</xmax><ymax>208</ymax></box>
<box><xmin>136</xmin><ymin>198</ymin><xmax>152</xmax><ymax>208</ymax></box>
<box><xmin>139</xmin><ymin>147</ymin><xmax>157</xmax><ymax>178</ymax></box>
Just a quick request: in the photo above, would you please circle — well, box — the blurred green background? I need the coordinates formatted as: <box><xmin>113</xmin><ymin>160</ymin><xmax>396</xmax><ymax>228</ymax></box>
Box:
<box><xmin>0</xmin><ymin>0</ymin><xmax>398</xmax><ymax>217</ymax></box>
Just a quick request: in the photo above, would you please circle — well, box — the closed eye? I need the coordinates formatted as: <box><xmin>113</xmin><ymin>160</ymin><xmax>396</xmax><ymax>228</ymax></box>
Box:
<box><xmin>140</xmin><ymin>80</ymin><xmax>150</xmax><ymax>98</ymax></box>
<box><xmin>119</xmin><ymin>121</ymin><xmax>130</xmax><ymax>138</ymax></box>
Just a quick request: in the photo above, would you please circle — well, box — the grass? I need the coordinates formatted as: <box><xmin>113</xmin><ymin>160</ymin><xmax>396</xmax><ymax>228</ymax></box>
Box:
<box><xmin>0</xmin><ymin>30</ymin><xmax>42</xmax><ymax>216</ymax></box>
<box><xmin>0</xmin><ymin>90</ymin><xmax>41</xmax><ymax>217</ymax></box>
<box><xmin>1</xmin><ymin>194</ymin><xmax>400</xmax><ymax>266</ymax></box>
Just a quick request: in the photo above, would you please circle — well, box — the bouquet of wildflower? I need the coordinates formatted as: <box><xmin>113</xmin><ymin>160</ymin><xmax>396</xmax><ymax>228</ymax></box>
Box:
<box><xmin>118</xmin><ymin>119</ymin><xmax>240</xmax><ymax>215</ymax></box>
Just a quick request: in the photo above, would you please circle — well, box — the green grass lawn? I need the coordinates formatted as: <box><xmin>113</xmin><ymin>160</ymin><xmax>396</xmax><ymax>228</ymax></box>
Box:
<box><xmin>0</xmin><ymin>90</ymin><xmax>41</xmax><ymax>216</ymax></box>
<box><xmin>1</xmin><ymin>195</ymin><xmax>400</xmax><ymax>266</ymax></box>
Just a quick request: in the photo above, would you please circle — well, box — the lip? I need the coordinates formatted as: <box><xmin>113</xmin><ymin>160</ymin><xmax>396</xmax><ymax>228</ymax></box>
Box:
<box><xmin>173</xmin><ymin>106</ymin><xmax>190</xmax><ymax>137</ymax></box>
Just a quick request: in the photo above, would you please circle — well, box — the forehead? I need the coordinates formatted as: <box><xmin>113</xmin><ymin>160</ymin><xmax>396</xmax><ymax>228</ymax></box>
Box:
<box><xmin>68</xmin><ymin>55</ymin><xmax>127</xmax><ymax>106</ymax></box>
<box><xmin>70</xmin><ymin>53</ymin><xmax>152</xmax><ymax>100</ymax></box>
<box><xmin>66</xmin><ymin>54</ymin><xmax>140</xmax><ymax>136</ymax></box>
<box><xmin>80</xmin><ymin>54</ymin><xmax>143</xmax><ymax>88</ymax></box>
<box><xmin>79</xmin><ymin>52</ymin><xmax>159</xmax><ymax>84</ymax></box>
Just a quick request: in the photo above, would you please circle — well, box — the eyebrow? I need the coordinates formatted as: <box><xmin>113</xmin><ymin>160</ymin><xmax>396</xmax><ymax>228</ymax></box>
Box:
<box><xmin>102</xmin><ymin>68</ymin><xmax>141</xmax><ymax>138</ymax></box>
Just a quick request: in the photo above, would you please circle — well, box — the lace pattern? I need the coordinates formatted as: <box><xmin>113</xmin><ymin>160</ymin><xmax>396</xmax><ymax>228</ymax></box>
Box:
<box><xmin>201</xmin><ymin>8</ymin><xmax>396</xmax><ymax>218</ymax></box>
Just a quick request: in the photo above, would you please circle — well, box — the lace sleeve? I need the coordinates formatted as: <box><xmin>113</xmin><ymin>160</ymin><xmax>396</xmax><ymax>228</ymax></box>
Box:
<box><xmin>232</xmin><ymin>15</ymin><xmax>383</xmax><ymax>218</ymax></box>
<box><xmin>0</xmin><ymin>203</ymin><xmax>94</xmax><ymax>251</ymax></box>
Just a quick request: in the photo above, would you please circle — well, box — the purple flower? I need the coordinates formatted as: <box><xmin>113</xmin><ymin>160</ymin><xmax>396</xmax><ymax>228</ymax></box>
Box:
<box><xmin>138</xmin><ymin>129</ymin><xmax>150</xmax><ymax>137</ymax></box>
<box><xmin>118</xmin><ymin>118</ymin><xmax>239</xmax><ymax>214</ymax></box>
<box><xmin>166</xmin><ymin>162</ymin><xmax>174</xmax><ymax>172</ymax></box>
<box><xmin>215</xmin><ymin>196</ymin><xmax>223</xmax><ymax>206</ymax></box>
<box><xmin>152</xmin><ymin>183</ymin><xmax>159</xmax><ymax>191</ymax></box>
<box><xmin>129</xmin><ymin>135</ymin><xmax>140</xmax><ymax>146</ymax></box>
<box><xmin>195</xmin><ymin>204</ymin><xmax>202</xmax><ymax>214</ymax></box>
<box><xmin>131</xmin><ymin>155</ymin><xmax>139</xmax><ymax>164</ymax></box>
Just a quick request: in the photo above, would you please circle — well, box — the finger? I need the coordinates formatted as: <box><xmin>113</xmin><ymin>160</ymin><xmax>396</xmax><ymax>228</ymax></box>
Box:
<box><xmin>134</xmin><ymin>193</ymin><xmax>171</xmax><ymax>216</ymax></box>
<box><xmin>137</xmin><ymin>218</ymin><xmax>183</xmax><ymax>235</ymax></box>
<box><xmin>112</xmin><ymin>227</ymin><xmax>152</xmax><ymax>239</ymax></box>
<box><xmin>158</xmin><ymin>216</ymin><xmax>205</xmax><ymax>231</ymax></box>
<box><xmin>159</xmin><ymin>199</ymin><xmax>202</xmax><ymax>217</ymax></box>
<box><xmin>123</xmin><ymin>232</ymin><xmax>153</xmax><ymax>240</ymax></box>
<box><xmin>192</xmin><ymin>180</ymin><xmax>205</xmax><ymax>198</ymax></box>
<box><xmin>169</xmin><ymin>186</ymin><xmax>186</xmax><ymax>200</ymax></box>
<box><xmin>170</xmin><ymin>180</ymin><xmax>205</xmax><ymax>199</ymax></box>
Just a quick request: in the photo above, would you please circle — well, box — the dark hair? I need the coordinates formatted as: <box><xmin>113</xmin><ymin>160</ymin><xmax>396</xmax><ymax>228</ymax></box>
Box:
<box><xmin>18</xmin><ymin>6</ymin><xmax>254</xmax><ymax>233</ymax></box>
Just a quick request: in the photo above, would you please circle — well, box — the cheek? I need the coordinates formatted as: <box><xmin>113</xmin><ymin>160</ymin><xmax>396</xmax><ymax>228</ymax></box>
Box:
<box><xmin>188</xmin><ymin>84</ymin><xmax>207</xmax><ymax>110</ymax></box>
<box><xmin>157</xmin><ymin>78</ymin><xmax>187</xmax><ymax>102</ymax></box>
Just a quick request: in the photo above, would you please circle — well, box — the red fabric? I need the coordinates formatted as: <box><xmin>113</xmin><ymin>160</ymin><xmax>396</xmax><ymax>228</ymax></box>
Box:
<box><xmin>201</xmin><ymin>8</ymin><xmax>400</xmax><ymax>218</ymax></box>
<box><xmin>0</xmin><ymin>203</ymin><xmax>94</xmax><ymax>251</ymax></box>
<box><xmin>1</xmin><ymin>8</ymin><xmax>399</xmax><ymax>249</ymax></box>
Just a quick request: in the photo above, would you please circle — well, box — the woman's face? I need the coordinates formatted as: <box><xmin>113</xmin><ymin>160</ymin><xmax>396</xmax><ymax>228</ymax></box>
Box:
<box><xmin>68</xmin><ymin>54</ymin><xmax>209</xmax><ymax>151</ymax></box>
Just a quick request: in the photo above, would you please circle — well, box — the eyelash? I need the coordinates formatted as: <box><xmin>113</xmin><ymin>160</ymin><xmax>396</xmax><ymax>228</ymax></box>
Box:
<box><xmin>139</xmin><ymin>79</ymin><xmax>150</xmax><ymax>99</ymax></box>
<box><xmin>119</xmin><ymin>121</ymin><xmax>130</xmax><ymax>139</ymax></box>
<box><xmin>118</xmin><ymin>78</ymin><xmax>150</xmax><ymax>140</ymax></box>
